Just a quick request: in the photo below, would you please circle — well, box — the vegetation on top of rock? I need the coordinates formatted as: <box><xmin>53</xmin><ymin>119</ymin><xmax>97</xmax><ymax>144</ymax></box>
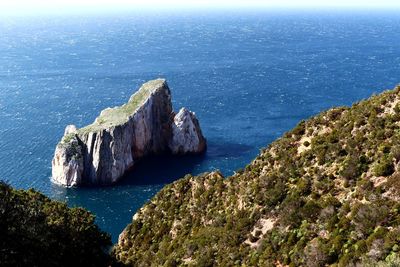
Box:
<box><xmin>60</xmin><ymin>132</ymin><xmax>75</xmax><ymax>144</ymax></box>
<box><xmin>112</xmin><ymin>85</ymin><xmax>400</xmax><ymax>266</ymax></box>
<box><xmin>0</xmin><ymin>182</ymin><xmax>112</xmax><ymax>267</ymax></box>
<box><xmin>79</xmin><ymin>79</ymin><xmax>167</xmax><ymax>134</ymax></box>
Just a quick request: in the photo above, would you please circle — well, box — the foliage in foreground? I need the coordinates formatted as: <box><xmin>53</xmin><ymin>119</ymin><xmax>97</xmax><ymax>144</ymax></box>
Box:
<box><xmin>0</xmin><ymin>182</ymin><xmax>112</xmax><ymax>267</ymax></box>
<box><xmin>113</xmin><ymin>86</ymin><xmax>400</xmax><ymax>266</ymax></box>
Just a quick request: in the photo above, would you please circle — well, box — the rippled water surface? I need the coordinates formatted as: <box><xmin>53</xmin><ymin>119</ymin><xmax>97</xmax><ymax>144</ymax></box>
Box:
<box><xmin>1</xmin><ymin>10</ymin><xmax>400</xmax><ymax>241</ymax></box>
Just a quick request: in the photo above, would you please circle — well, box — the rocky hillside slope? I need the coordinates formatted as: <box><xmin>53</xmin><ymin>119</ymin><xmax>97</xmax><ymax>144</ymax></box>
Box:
<box><xmin>0</xmin><ymin>182</ymin><xmax>111</xmax><ymax>267</ymax></box>
<box><xmin>52</xmin><ymin>79</ymin><xmax>206</xmax><ymax>187</ymax></box>
<box><xmin>113</xmin><ymin>86</ymin><xmax>400</xmax><ymax>266</ymax></box>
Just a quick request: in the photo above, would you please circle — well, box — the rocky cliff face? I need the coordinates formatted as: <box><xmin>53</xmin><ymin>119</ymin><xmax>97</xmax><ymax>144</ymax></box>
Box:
<box><xmin>52</xmin><ymin>79</ymin><xmax>206</xmax><ymax>187</ymax></box>
<box><xmin>169</xmin><ymin>107</ymin><xmax>207</xmax><ymax>154</ymax></box>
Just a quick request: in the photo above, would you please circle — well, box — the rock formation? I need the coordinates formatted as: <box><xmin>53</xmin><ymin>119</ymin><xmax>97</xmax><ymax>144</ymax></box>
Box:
<box><xmin>169</xmin><ymin>107</ymin><xmax>207</xmax><ymax>154</ymax></box>
<box><xmin>52</xmin><ymin>79</ymin><xmax>206</xmax><ymax>187</ymax></box>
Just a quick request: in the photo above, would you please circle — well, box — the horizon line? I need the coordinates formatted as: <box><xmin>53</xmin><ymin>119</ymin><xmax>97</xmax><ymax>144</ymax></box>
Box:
<box><xmin>2</xmin><ymin>5</ymin><xmax>400</xmax><ymax>17</ymax></box>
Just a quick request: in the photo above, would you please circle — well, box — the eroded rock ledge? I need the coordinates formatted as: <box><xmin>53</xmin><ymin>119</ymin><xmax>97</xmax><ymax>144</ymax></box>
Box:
<box><xmin>52</xmin><ymin>79</ymin><xmax>206</xmax><ymax>187</ymax></box>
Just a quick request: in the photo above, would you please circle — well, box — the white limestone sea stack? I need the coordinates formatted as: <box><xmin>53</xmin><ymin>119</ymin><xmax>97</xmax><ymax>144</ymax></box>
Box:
<box><xmin>51</xmin><ymin>79</ymin><xmax>206</xmax><ymax>187</ymax></box>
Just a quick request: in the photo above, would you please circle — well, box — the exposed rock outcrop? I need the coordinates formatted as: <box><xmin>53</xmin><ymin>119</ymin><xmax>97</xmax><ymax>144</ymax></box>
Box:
<box><xmin>169</xmin><ymin>108</ymin><xmax>206</xmax><ymax>154</ymax></box>
<box><xmin>51</xmin><ymin>79</ymin><xmax>206</xmax><ymax>187</ymax></box>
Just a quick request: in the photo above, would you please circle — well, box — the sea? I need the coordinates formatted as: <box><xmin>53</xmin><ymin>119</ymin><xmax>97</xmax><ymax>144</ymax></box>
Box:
<box><xmin>1</xmin><ymin>9</ymin><xmax>400</xmax><ymax>242</ymax></box>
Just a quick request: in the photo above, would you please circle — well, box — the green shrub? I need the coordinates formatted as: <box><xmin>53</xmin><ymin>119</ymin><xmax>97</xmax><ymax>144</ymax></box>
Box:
<box><xmin>0</xmin><ymin>182</ymin><xmax>111</xmax><ymax>267</ymax></box>
<box><xmin>373</xmin><ymin>156</ymin><xmax>394</xmax><ymax>177</ymax></box>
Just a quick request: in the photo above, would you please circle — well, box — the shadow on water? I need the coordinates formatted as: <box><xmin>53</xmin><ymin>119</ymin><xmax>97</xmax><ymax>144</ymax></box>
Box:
<box><xmin>205</xmin><ymin>139</ymin><xmax>254</xmax><ymax>158</ymax></box>
<box><xmin>50</xmin><ymin>139</ymin><xmax>256</xmax><ymax>195</ymax></box>
<box><xmin>117</xmin><ymin>139</ymin><xmax>254</xmax><ymax>186</ymax></box>
<box><xmin>118</xmin><ymin>154</ymin><xmax>206</xmax><ymax>186</ymax></box>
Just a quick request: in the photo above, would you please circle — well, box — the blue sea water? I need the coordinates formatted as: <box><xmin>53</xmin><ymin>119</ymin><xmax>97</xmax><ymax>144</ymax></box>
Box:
<box><xmin>1</xmin><ymin>10</ymin><xmax>400</xmax><ymax>242</ymax></box>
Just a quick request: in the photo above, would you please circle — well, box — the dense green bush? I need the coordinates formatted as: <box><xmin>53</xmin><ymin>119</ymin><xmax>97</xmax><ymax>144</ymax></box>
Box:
<box><xmin>373</xmin><ymin>156</ymin><xmax>395</xmax><ymax>177</ymax></box>
<box><xmin>0</xmin><ymin>182</ymin><xmax>112</xmax><ymax>267</ymax></box>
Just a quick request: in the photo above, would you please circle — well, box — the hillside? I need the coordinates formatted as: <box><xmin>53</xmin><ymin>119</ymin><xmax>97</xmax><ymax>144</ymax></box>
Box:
<box><xmin>112</xmin><ymin>86</ymin><xmax>400</xmax><ymax>266</ymax></box>
<box><xmin>0</xmin><ymin>182</ymin><xmax>111</xmax><ymax>267</ymax></box>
